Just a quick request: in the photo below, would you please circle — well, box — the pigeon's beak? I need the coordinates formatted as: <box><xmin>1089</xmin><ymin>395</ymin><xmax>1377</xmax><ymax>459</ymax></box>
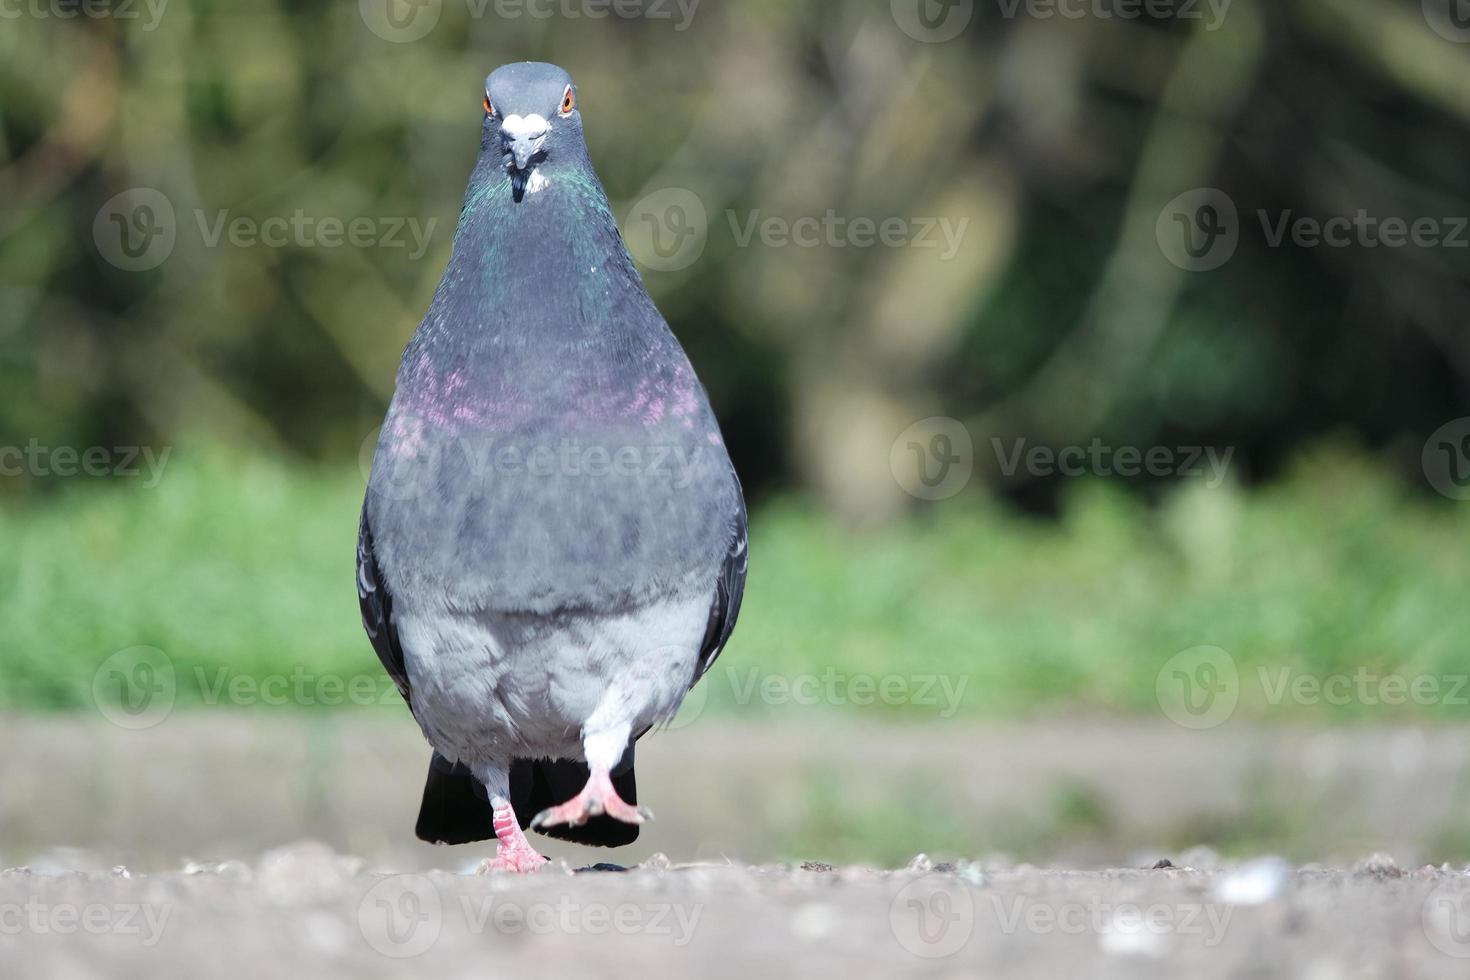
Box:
<box><xmin>501</xmin><ymin>114</ymin><xmax>550</xmax><ymax>172</ymax></box>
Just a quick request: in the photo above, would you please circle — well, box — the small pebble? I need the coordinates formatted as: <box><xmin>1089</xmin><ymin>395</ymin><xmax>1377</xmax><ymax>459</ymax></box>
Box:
<box><xmin>1214</xmin><ymin>857</ymin><xmax>1289</xmax><ymax>905</ymax></box>
<box><xmin>1352</xmin><ymin>853</ymin><xmax>1401</xmax><ymax>878</ymax></box>
<box><xmin>905</xmin><ymin>854</ymin><xmax>933</xmax><ymax>873</ymax></box>
<box><xmin>639</xmin><ymin>853</ymin><xmax>672</xmax><ymax>873</ymax></box>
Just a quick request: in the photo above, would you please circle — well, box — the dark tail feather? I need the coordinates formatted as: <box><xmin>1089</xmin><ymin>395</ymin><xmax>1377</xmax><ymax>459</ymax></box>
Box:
<box><xmin>415</xmin><ymin>753</ymin><xmax>495</xmax><ymax>844</ymax></box>
<box><xmin>414</xmin><ymin>747</ymin><xmax>640</xmax><ymax>848</ymax></box>
<box><xmin>511</xmin><ymin>746</ymin><xmax>640</xmax><ymax>848</ymax></box>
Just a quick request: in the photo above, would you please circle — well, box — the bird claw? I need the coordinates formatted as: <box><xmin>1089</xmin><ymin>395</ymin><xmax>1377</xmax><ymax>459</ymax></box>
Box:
<box><xmin>481</xmin><ymin>794</ymin><xmax>548</xmax><ymax>873</ymax></box>
<box><xmin>529</xmin><ymin>804</ymin><xmax>577</xmax><ymax>830</ymax></box>
<box><xmin>530</xmin><ymin>769</ymin><xmax>651</xmax><ymax>829</ymax></box>
<box><xmin>477</xmin><ymin>849</ymin><xmax>549</xmax><ymax>874</ymax></box>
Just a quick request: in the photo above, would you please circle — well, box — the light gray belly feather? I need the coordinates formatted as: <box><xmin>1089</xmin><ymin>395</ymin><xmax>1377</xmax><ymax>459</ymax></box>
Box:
<box><xmin>395</xmin><ymin>592</ymin><xmax>709</xmax><ymax>767</ymax></box>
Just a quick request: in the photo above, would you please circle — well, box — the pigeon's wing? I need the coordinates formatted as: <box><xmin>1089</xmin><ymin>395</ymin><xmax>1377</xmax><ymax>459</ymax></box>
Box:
<box><xmin>691</xmin><ymin>498</ymin><xmax>749</xmax><ymax>686</ymax></box>
<box><xmin>629</xmin><ymin>499</ymin><xmax>745</xmax><ymax>745</ymax></box>
<box><xmin>357</xmin><ymin>509</ymin><xmax>412</xmax><ymax>709</ymax></box>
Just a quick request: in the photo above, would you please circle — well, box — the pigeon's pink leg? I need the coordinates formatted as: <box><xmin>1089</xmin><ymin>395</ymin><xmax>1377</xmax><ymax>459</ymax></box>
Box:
<box><xmin>530</xmin><ymin>766</ymin><xmax>652</xmax><ymax>829</ymax></box>
<box><xmin>476</xmin><ymin>796</ymin><xmax>549</xmax><ymax>874</ymax></box>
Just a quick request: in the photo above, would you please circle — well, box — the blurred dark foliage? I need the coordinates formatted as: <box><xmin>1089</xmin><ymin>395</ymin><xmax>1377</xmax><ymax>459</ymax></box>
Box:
<box><xmin>1</xmin><ymin>0</ymin><xmax>1467</xmax><ymax>521</ymax></box>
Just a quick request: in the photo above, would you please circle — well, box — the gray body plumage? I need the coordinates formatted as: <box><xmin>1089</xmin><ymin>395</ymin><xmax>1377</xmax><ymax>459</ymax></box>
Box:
<box><xmin>358</xmin><ymin>63</ymin><xmax>745</xmax><ymax>842</ymax></box>
<box><xmin>393</xmin><ymin>595</ymin><xmax>711</xmax><ymax>770</ymax></box>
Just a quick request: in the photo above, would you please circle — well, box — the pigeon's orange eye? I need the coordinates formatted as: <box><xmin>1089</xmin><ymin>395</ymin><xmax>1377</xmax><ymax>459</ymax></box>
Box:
<box><xmin>559</xmin><ymin>86</ymin><xmax>575</xmax><ymax>116</ymax></box>
<box><xmin>483</xmin><ymin>94</ymin><xmax>494</xmax><ymax>115</ymax></box>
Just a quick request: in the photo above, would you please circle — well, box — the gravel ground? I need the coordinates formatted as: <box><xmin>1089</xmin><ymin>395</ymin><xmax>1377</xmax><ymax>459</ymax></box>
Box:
<box><xmin>8</xmin><ymin>715</ymin><xmax>1470</xmax><ymax>976</ymax></box>
<box><xmin>5</xmin><ymin>845</ymin><xmax>1470</xmax><ymax>978</ymax></box>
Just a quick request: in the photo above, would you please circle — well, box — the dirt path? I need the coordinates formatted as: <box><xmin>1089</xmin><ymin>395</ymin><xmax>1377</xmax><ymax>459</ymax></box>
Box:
<box><xmin>4</xmin><ymin>714</ymin><xmax>1469</xmax><ymax>869</ymax></box>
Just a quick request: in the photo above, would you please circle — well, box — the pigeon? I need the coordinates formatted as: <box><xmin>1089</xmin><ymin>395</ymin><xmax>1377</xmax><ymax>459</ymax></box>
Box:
<box><xmin>357</xmin><ymin>62</ymin><xmax>747</xmax><ymax>872</ymax></box>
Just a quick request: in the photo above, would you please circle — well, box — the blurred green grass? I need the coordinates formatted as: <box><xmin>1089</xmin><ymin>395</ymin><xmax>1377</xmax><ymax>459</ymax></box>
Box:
<box><xmin>3</xmin><ymin>441</ymin><xmax>1469</xmax><ymax>722</ymax></box>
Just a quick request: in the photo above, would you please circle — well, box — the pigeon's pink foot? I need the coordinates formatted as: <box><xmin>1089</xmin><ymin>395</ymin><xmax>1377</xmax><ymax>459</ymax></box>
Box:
<box><xmin>477</xmin><ymin>848</ymin><xmax>546</xmax><ymax>874</ymax></box>
<box><xmin>530</xmin><ymin>766</ymin><xmax>652</xmax><ymax>829</ymax></box>
<box><xmin>476</xmin><ymin>796</ymin><xmax>548</xmax><ymax>874</ymax></box>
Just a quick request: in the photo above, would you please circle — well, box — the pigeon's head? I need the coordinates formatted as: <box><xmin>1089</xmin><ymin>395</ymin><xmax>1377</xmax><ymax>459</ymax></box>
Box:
<box><xmin>482</xmin><ymin>62</ymin><xmax>584</xmax><ymax>190</ymax></box>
